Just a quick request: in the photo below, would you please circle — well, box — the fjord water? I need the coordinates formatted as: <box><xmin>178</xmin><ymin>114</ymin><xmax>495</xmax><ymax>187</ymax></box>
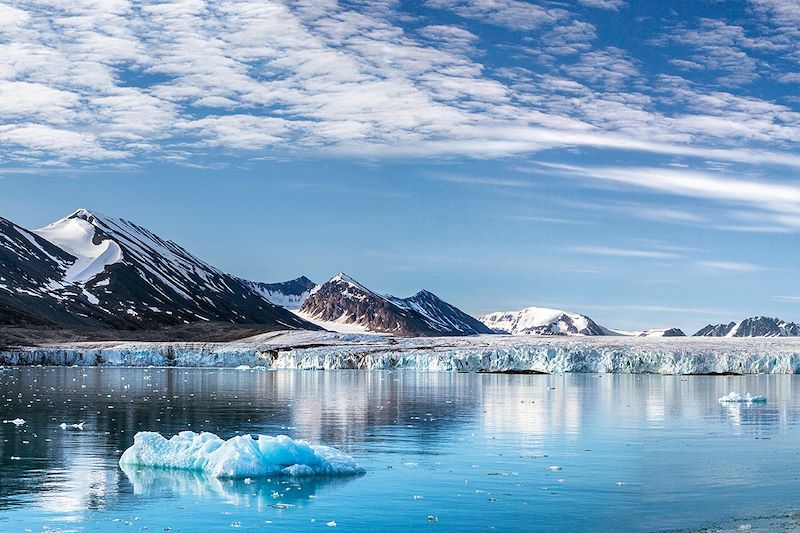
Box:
<box><xmin>1</xmin><ymin>369</ymin><xmax>799</xmax><ymax>532</ymax></box>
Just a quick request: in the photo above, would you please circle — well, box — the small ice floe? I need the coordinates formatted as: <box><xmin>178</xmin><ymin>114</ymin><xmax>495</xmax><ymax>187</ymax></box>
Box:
<box><xmin>718</xmin><ymin>392</ymin><xmax>767</xmax><ymax>403</ymax></box>
<box><xmin>235</xmin><ymin>365</ymin><xmax>251</xmax><ymax>370</ymax></box>
<box><xmin>326</xmin><ymin>521</ymin><xmax>336</xmax><ymax>527</ymax></box>
<box><xmin>119</xmin><ymin>431</ymin><xmax>365</xmax><ymax>479</ymax></box>
<box><xmin>60</xmin><ymin>422</ymin><xmax>85</xmax><ymax>430</ymax></box>
<box><xmin>3</xmin><ymin>418</ymin><xmax>25</xmax><ymax>426</ymax></box>
<box><xmin>545</xmin><ymin>465</ymin><xmax>562</xmax><ymax>471</ymax></box>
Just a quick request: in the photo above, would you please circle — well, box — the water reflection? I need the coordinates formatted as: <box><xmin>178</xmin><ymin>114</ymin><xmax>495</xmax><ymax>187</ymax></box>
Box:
<box><xmin>120</xmin><ymin>463</ymin><xmax>357</xmax><ymax>510</ymax></box>
<box><xmin>1</xmin><ymin>368</ymin><xmax>800</xmax><ymax>532</ymax></box>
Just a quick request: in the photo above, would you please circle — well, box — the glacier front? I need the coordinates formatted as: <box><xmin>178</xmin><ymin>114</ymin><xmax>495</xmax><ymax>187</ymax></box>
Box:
<box><xmin>4</xmin><ymin>331</ymin><xmax>800</xmax><ymax>374</ymax></box>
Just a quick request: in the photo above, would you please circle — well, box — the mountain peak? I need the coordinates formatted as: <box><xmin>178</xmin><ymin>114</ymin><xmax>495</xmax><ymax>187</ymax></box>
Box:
<box><xmin>412</xmin><ymin>289</ymin><xmax>437</xmax><ymax>298</ymax></box>
<box><xmin>300</xmin><ymin>275</ymin><xmax>491</xmax><ymax>336</ymax></box>
<box><xmin>328</xmin><ymin>272</ymin><xmax>373</xmax><ymax>293</ymax></box>
<box><xmin>68</xmin><ymin>208</ymin><xmax>104</xmax><ymax>224</ymax></box>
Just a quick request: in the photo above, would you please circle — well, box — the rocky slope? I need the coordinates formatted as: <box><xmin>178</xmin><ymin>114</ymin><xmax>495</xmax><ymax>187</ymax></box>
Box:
<box><xmin>1</xmin><ymin>209</ymin><xmax>317</xmax><ymax>332</ymax></box>
<box><xmin>242</xmin><ymin>276</ymin><xmax>316</xmax><ymax>309</ymax></box>
<box><xmin>695</xmin><ymin>316</ymin><xmax>800</xmax><ymax>337</ymax></box>
<box><xmin>298</xmin><ymin>273</ymin><xmax>492</xmax><ymax>336</ymax></box>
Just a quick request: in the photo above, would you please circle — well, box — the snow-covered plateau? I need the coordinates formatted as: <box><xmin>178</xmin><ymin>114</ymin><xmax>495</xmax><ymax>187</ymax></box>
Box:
<box><xmin>5</xmin><ymin>331</ymin><xmax>800</xmax><ymax>374</ymax></box>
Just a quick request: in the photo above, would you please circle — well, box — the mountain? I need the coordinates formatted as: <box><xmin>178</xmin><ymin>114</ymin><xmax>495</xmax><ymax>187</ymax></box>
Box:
<box><xmin>608</xmin><ymin>327</ymin><xmax>686</xmax><ymax>337</ymax></box>
<box><xmin>694</xmin><ymin>316</ymin><xmax>800</xmax><ymax>337</ymax></box>
<box><xmin>2</xmin><ymin>209</ymin><xmax>318</xmax><ymax>332</ymax></box>
<box><xmin>636</xmin><ymin>328</ymin><xmax>686</xmax><ymax>337</ymax></box>
<box><xmin>480</xmin><ymin>307</ymin><xmax>607</xmax><ymax>336</ymax></box>
<box><xmin>298</xmin><ymin>273</ymin><xmax>492</xmax><ymax>336</ymax></box>
<box><xmin>0</xmin><ymin>216</ymin><xmax>104</xmax><ymax>327</ymax></box>
<box><xmin>242</xmin><ymin>276</ymin><xmax>316</xmax><ymax>309</ymax></box>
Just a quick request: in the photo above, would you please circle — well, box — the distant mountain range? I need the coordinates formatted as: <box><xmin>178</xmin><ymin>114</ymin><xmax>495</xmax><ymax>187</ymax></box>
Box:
<box><xmin>479</xmin><ymin>307</ymin><xmax>686</xmax><ymax>337</ymax></box>
<box><xmin>694</xmin><ymin>316</ymin><xmax>800</xmax><ymax>337</ymax></box>
<box><xmin>2</xmin><ymin>209</ymin><xmax>798</xmax><ymax>340</ymax></box>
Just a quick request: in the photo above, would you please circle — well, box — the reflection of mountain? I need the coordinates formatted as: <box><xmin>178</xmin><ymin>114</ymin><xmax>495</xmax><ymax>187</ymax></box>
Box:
<box><xmin>120</xmin><ymin>463</ymin><xmax>356</xmax><ymax>510</ymax></box>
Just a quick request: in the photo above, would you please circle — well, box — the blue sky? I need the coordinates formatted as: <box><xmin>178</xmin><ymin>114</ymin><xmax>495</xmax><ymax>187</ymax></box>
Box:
<box><xmin>2</xmin><ymin>0</ymin><xmax>800</xmax><ymax>333</ymax></box>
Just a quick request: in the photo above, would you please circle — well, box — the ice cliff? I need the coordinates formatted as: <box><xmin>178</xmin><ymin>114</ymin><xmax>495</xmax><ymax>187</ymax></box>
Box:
<box><xmin>3</xmin><ymin>332</ymin><xmax>800</xmax><ymax>374</ymax></box>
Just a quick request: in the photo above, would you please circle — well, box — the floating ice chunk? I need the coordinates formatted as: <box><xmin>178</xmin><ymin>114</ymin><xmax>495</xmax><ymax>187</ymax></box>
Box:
<box><xmin>545</xmin><ymin>465</ymin><xmax>562</xmax><ymax>471</ymax></box>
<box><xmin>119</xmin><ymin>431</ymin><xmax>365</xmax><ymax>479</ymax></box>
<box><xmin>60</xmin><ymin>422</ymin><xmax>85</xmax><ymax>429</ymax></box>
<box><xmin>326</xmin><ymin>521</ymin><xmax>336</xmax><ymax>527</ymax></box>
<box><xmin>718</xmin><ymin>392</ymin><xmax>767</xmax><ymax>403</ymax></box>
<box><xmin>3</xmin><ymin>418</ymin><xmax>25</xmax><ymax>426</ymax></box>
<box><xmin>235</xmin><ymin>365</ymin><xmax>251</xmax><ymax>370</ymax></box>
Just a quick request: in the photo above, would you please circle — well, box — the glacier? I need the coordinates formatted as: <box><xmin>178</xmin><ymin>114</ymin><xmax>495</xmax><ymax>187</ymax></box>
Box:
<box><xmin>119</xmin><ymin>431</ymin><xmax>365</xmax><ymax>479</ymax></box>
<box><xmin>4</xmin><ymin>331</ymin><xmax>800</xmax><ymax>374</ymax></box>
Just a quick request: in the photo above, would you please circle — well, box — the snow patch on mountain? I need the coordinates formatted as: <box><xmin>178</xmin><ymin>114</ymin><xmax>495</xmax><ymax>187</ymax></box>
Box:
<box><xmin>243</xmin><ymin>276</ymin><xmax>316</xmax><ymax>309</ymax></box>
<box><xmin>291</xmin><ymin>309</ymin><xmax>385</xmax><ymax>335</ymax></box>
<box><xmin>34</xmin><ymin>211</ymin><xmax>123</xmax><ymax>284</ymax></box>
<box><xmin>480</xmin><ymin>307</ymin><xmax>606</xmax><ymax>336</ymax></box>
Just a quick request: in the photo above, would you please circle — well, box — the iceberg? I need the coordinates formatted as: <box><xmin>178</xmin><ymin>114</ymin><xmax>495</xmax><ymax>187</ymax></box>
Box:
<box><xmin>718</xmin><ymin>392</ymin><xmax>767</xmax><ymax>403</ymax></box>
<box><xmin>119</xmin><ymin>431</ymin><xmax>365</xmax><ymax>479</ymax></box>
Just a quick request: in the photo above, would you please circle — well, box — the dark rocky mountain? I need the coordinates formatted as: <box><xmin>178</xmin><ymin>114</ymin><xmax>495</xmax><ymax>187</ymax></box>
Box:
<box><xmin>694</xmin><ymin>316</ymin><xmax>800</xmax><ymax>337</ymax></box>
<box><xmin>1</xmin><ymin>209</ymin><xmax>318</xmax><ymax>332</ymax></box>
<box><xmin>241</xmin><ymin>276</ymin><xmax>316</xmax><ymax>309</ymax></box>
<box><xmin>299</xmin><ymin>273</ymin><xmax>492</xmax><ymax>336</ymax></box>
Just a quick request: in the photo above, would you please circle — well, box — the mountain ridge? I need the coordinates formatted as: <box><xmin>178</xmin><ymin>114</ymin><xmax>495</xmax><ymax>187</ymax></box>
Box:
<box><xmin>694</xmin><ymin>316</ymin><xmax>800</xmax><ymax>337</ymax></box>
<box><xmin>2</xmin><ymin>209</ymin><xmax>319</xmax><ymax>333</ymax></box>
<box><xmin>298</xmin><ymin>272</ymin><xmax>492</xmax><ymax>336</ymax></box>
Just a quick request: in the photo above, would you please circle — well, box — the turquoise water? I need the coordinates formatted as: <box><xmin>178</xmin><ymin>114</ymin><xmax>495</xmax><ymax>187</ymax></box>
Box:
<box><xmin>1</xmin><ymin>368</ymin><xmax>799</xmax><ymax>532</ymax></box>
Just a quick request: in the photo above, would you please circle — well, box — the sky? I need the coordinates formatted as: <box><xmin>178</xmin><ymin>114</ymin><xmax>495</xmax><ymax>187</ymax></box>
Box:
<box><xmin>1</xmin><ymin>0</ymin><xmax>800</xmax><ymax>334</ymax></box>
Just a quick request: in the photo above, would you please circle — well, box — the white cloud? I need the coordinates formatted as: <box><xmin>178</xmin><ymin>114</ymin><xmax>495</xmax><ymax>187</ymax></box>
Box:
<box><xmin>0</xmin><ymin>0</ymin><xmax>797</xmax><ymax>179</ymax></box>
<box><xmin>567</xmin><ymin>246</ymin><xmax>681</xmax><ymax>259</ymax></box>
<box><xmin>423</xmin><ymin>0</ymin><xmax>567</xmax><ymax>31</ymax></box>
<box><xmin>578</xmin><ymin>0</ymin><xmax>626</xmax><ymax>10</ymax></box>
<box><xmin>432</xmin><ymin>174</ymin><xmax>534</xmax><ymax>188</ymax></box>
<box><xmin>538</xmin><ymin>162</ymin><xmax>800</xmax><ymax>231</ymax></box>
<box><xmin>774</xmin><ymin>295</ymin><xmax>800</xmax><ymax>302</ymax></box>
<box><xmin>696</xmin><ymin>261</ymin><xmax>763</xmax><ymax>272</ymax></box>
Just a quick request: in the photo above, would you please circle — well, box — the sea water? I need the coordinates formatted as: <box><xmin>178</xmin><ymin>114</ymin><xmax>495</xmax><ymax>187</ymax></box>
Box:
<box><xmin>1</xmin><ymin>368</ymin><xmax>799</xmax><ymax>532</ymax></box>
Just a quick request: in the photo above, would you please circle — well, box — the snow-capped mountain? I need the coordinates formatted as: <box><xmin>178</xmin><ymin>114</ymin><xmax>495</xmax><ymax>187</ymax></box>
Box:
<box><xmin>694</xmin><ymin>316</ymin><xmax>800</xmax><ymax>337</ymax></box>
<box><xmin>2</xmin><ymin>209</ymin><xmax>317</xmax><ymax>331</ymax></box>
<box><xmin>298</xmin><ymin>273</ymin><xmax>492</xmax><ymax>336</ymax></box>
<box><xmin>480</xmin><ymin>307</ymin><xmax>607</xmax><ymax>336</ymax></box>
<box><xmin>242</xmin><ymin>276</ymin><xmax>316</xmax><ymax>309</ymax></box>
<box><xmin>0</xmin><ymin>216</ymin><xmax>104</xmax><ymax>326</ymax></box>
